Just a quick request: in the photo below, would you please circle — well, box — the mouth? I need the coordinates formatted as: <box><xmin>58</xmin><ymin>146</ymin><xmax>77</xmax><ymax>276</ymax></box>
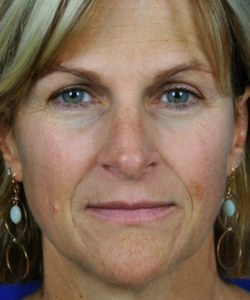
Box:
<box><xmin>86</xmin><ymin>201</ymin><xmax>176</xmax><ymax>223</ymax></box>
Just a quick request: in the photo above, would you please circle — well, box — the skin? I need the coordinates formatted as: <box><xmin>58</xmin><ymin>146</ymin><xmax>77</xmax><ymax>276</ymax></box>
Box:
<box><xmin>2</xmin><ymin>0</ymin><xmax>250</xmax><ymax>299</ymax></box>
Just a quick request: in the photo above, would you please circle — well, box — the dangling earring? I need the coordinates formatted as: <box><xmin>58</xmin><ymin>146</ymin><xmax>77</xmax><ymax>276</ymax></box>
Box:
<box><xmin>216</xmin><ymin>168</ymin><xmax>242</xmax><ymax>271</ymax></box>
<box><xmin>4</xmin><ymin>168</ymin><xmax>30</xmax><ymax>280</ymax></box>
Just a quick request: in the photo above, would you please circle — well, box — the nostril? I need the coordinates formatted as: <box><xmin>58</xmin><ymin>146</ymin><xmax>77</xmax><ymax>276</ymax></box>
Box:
<box><xmin>142</xmin><ymin>162</ymin><xmax>157</xmax><ymax>176</ymax></box>
<box><xmin>98</xmin><ymin>120</ymin><xmax>159</xmax><ymax>180</ymax></box>
<box><xmin>102</xmin><ymin>164</ymin><xmax>112</xmax><ymax>171</ymax></box>
<box><xmin>101</xmin><ymin>158</ymin><xmax>157</xmax><ymax>180</ymax></box>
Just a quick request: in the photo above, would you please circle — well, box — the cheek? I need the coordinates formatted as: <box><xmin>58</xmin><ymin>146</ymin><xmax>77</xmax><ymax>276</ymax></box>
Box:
<box><xmin>15</xmin><ymin>123</ymin><xmax>96</xmax><ymax>228</ymax></box>
<box><xmin>158</xmin><ymin>117</ymin><xmax>233</xmax><ymax>222</ymax></box>
<box><xmin>185</xmin><ymin>144</ymin><xmax>226</xmax><ymax>226</ymax></box>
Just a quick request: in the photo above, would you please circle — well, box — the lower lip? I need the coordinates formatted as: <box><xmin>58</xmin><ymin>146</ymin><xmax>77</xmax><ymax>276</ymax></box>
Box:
<box><xmin>87</xmin><ymin>205</ymin><xmax>175</xmax><ymax>223</ymax></box>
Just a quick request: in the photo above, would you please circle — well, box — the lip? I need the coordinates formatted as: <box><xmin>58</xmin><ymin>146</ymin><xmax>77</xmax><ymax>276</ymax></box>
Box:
<box><xmin>86</xmin><ymin>201</ymin><xmax>176</xmax><ymax>224</ymax></box>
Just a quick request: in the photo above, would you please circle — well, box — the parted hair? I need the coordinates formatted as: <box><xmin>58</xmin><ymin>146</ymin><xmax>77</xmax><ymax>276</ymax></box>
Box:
<box><xmin>0</xmin><ymin>0</ymin><xmax>250</xmax><ymax>283</ymax></box>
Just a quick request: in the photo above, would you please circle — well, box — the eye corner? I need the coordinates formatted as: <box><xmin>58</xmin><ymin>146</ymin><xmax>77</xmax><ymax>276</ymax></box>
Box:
<box><xmin>147</xmin><ymin>84</ymin><xmax>204</xmax><ymax>113</ymax></box>
<box><xmin>49</xmin><ymin>85</ymin><xmax>93</xmax><ymax>104</ymax></box>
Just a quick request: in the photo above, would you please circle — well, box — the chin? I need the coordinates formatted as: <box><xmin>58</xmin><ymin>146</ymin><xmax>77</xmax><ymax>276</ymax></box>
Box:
<box><xmin>97</xmin><ymin>249</ymin><xmax>172</xmax><ymax>288</ymax></box>
<box><xmin>106</xmin><ymin>267</ymin><xmax>165</xmax><ymax>288</ymax></box>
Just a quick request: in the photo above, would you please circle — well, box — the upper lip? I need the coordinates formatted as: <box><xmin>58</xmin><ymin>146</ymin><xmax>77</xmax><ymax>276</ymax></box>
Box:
<box><xmin>87</xmin><ymin>201</ymin><xmax>173</xmax><ymax>209</ymax></box>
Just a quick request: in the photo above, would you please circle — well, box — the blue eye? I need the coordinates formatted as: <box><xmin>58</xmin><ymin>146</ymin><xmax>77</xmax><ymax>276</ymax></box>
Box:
<box><xmin>59</xmin><ymin>88</ymin><xmax>91</xmax><ymax>103</ymax></box>
<box><xmin>161</xmin><ymin>89</ymin><xmax>190</xmax><ymax>104</ymax></box>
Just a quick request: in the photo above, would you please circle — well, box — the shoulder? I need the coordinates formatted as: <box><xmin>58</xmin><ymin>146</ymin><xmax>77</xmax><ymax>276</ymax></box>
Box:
<box><xmin>0</xmin><ymin>281</ymin><xmax>40</xmax><ymax>300</ymax></box>
<box><xmin>231</xmin><ymin>279</ymin><xmax>250</xmax><ymax>292</ymax></box>
<box><xmin>233</xmin><ymin>286</ymin><xmax>250</xmax><ymax>299</ymax></box>
<box><xmin>224</xmin><ymin>279</ymin><xmax>250</xmax><ymax>299</ymax></box>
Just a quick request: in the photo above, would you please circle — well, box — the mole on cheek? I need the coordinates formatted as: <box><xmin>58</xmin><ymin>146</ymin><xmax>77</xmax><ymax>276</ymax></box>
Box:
<box><xmin>52</xmin><ymin>204</ymin><xmax>59</xmax><ymax>213</ymax></box>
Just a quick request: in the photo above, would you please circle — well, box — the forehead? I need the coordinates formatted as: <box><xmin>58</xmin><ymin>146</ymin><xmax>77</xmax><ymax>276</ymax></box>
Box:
<box><xmin>44</xmin><ymin>0</ymin><xmax>217</xmax><ymax>90</ymax></box>
<box><xmin>84</xmin><ymin>0</ymin><xmax>199</xmax><ymax>40</ymax></box>
<box><xmin>61</xmin><ymin>0</ymin><xmax>207</xmax><ymax>61</ymax></box>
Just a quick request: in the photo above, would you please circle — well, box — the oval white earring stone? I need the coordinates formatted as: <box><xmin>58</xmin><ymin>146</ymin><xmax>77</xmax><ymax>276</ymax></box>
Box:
<box><xmin>222</xmin><ymin>199</ymin><xmax>235</xmax><ymax>217</ymax></box>
<box><xmin>10</xmin><ymin>205</ymin><xmax>22</xmax><ymax>224</ymax></box>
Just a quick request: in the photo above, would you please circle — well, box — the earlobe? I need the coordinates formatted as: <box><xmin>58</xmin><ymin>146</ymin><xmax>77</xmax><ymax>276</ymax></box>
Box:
<box><xmin>227</xmin><ymin>87</ymin><xmax>250</xmax><ymax>174</ymax></box>
<box><xmin>0</xmin><ymin>115</ymin><xmax>22</xmax><ymax>182</ymax></box>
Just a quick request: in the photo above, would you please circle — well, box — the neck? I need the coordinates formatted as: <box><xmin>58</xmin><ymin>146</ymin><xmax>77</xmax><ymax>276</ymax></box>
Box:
<box><xmin>35</xmin><ymin>233</ymin><xmax>228</xmax><ymax>300</ymax></box>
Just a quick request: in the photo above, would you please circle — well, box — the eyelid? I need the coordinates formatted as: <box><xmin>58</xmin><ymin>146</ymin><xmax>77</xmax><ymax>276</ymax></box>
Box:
<box><xmin>50</xmin><ymin>85</ymin><xmax>92</xmax><ymax>100</ymax></box>
<box><xmin>146</xmin><ymin>83</ymin><xmax>205</xmax><ymax>114</ymax></box>
<box><xmin>161</xmin><ymin>83</ymin><xmax>203</xmax><ymax>99</ymax></box>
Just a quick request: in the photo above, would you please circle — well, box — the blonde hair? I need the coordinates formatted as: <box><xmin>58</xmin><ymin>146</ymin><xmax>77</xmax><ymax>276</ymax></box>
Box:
<box><xmin>196</xmin><ymin>0</ymin><xmax>250</xmax><ymax>278</ymax></box>
<box><xmin>0</xmin><ymin>0</ymin><xmax>96</xmax><ymax>282</ymax></box>
<box><xmin>0</xmin><ymin>0</ymin><xmax>250</xmax><ymax>283</ymax></box>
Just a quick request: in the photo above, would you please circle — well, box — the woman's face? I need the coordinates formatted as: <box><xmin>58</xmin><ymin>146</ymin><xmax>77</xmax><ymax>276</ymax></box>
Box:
<box><xmin>6</xmin><ymin>0</ymin><xmax>246</xmax><ymax>285</ymax></box>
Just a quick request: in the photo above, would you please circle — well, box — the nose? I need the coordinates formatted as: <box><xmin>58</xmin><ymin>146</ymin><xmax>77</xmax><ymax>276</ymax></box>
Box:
<box><xmin>98</xmin><ymin>107</ymin><xmax>158</xmax><ymax>180</ymax></box>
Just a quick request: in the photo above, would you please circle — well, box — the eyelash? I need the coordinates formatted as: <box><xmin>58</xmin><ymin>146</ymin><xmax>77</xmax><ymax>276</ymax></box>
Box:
<box><xmin>49</xmin><ymin>85</ymin><xmax>202</xmax><ymax>113</ymax></box>
<box><xmin>156</xmin><ymin>86</ymin><xmax>203</xmax><ymax>111</ymax></box>
<box><xmin>50</xmin><ymin>86</ymin><xmax>97</xmax><ymax>109</ymax></box>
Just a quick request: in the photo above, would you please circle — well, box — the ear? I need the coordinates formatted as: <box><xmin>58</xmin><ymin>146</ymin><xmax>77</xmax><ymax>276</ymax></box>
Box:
<box><xmin>0</xmin><ymin>114</ymin><xmax>22</xmax><ymax>182</ymax></box>
<box><xmin>227</xmin><ymin>87</ymin><xmax>250</xmax><ymax>175</ymax></box>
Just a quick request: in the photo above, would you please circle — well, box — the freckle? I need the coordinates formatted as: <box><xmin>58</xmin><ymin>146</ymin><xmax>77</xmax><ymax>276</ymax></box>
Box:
<box><xmin>189</xmin><ymin>180</ymin><xmax>204</xmax><ymax>204</ymax></box>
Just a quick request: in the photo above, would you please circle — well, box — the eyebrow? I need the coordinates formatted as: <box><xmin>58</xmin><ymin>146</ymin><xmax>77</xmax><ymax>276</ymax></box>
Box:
<box><xmin>36</xmin><ymin>65</ymin><xmax>102</xmax><ymax>86</ymax></box>
<box><xmin>39</xmin><ymin>61</ymin><xmax>213</xmax><ymax>85</ymax></box>
<box><xmin>154</xmin><ymin>62</ymin><xmax>213</xmax><ymax>82</ymax></box>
